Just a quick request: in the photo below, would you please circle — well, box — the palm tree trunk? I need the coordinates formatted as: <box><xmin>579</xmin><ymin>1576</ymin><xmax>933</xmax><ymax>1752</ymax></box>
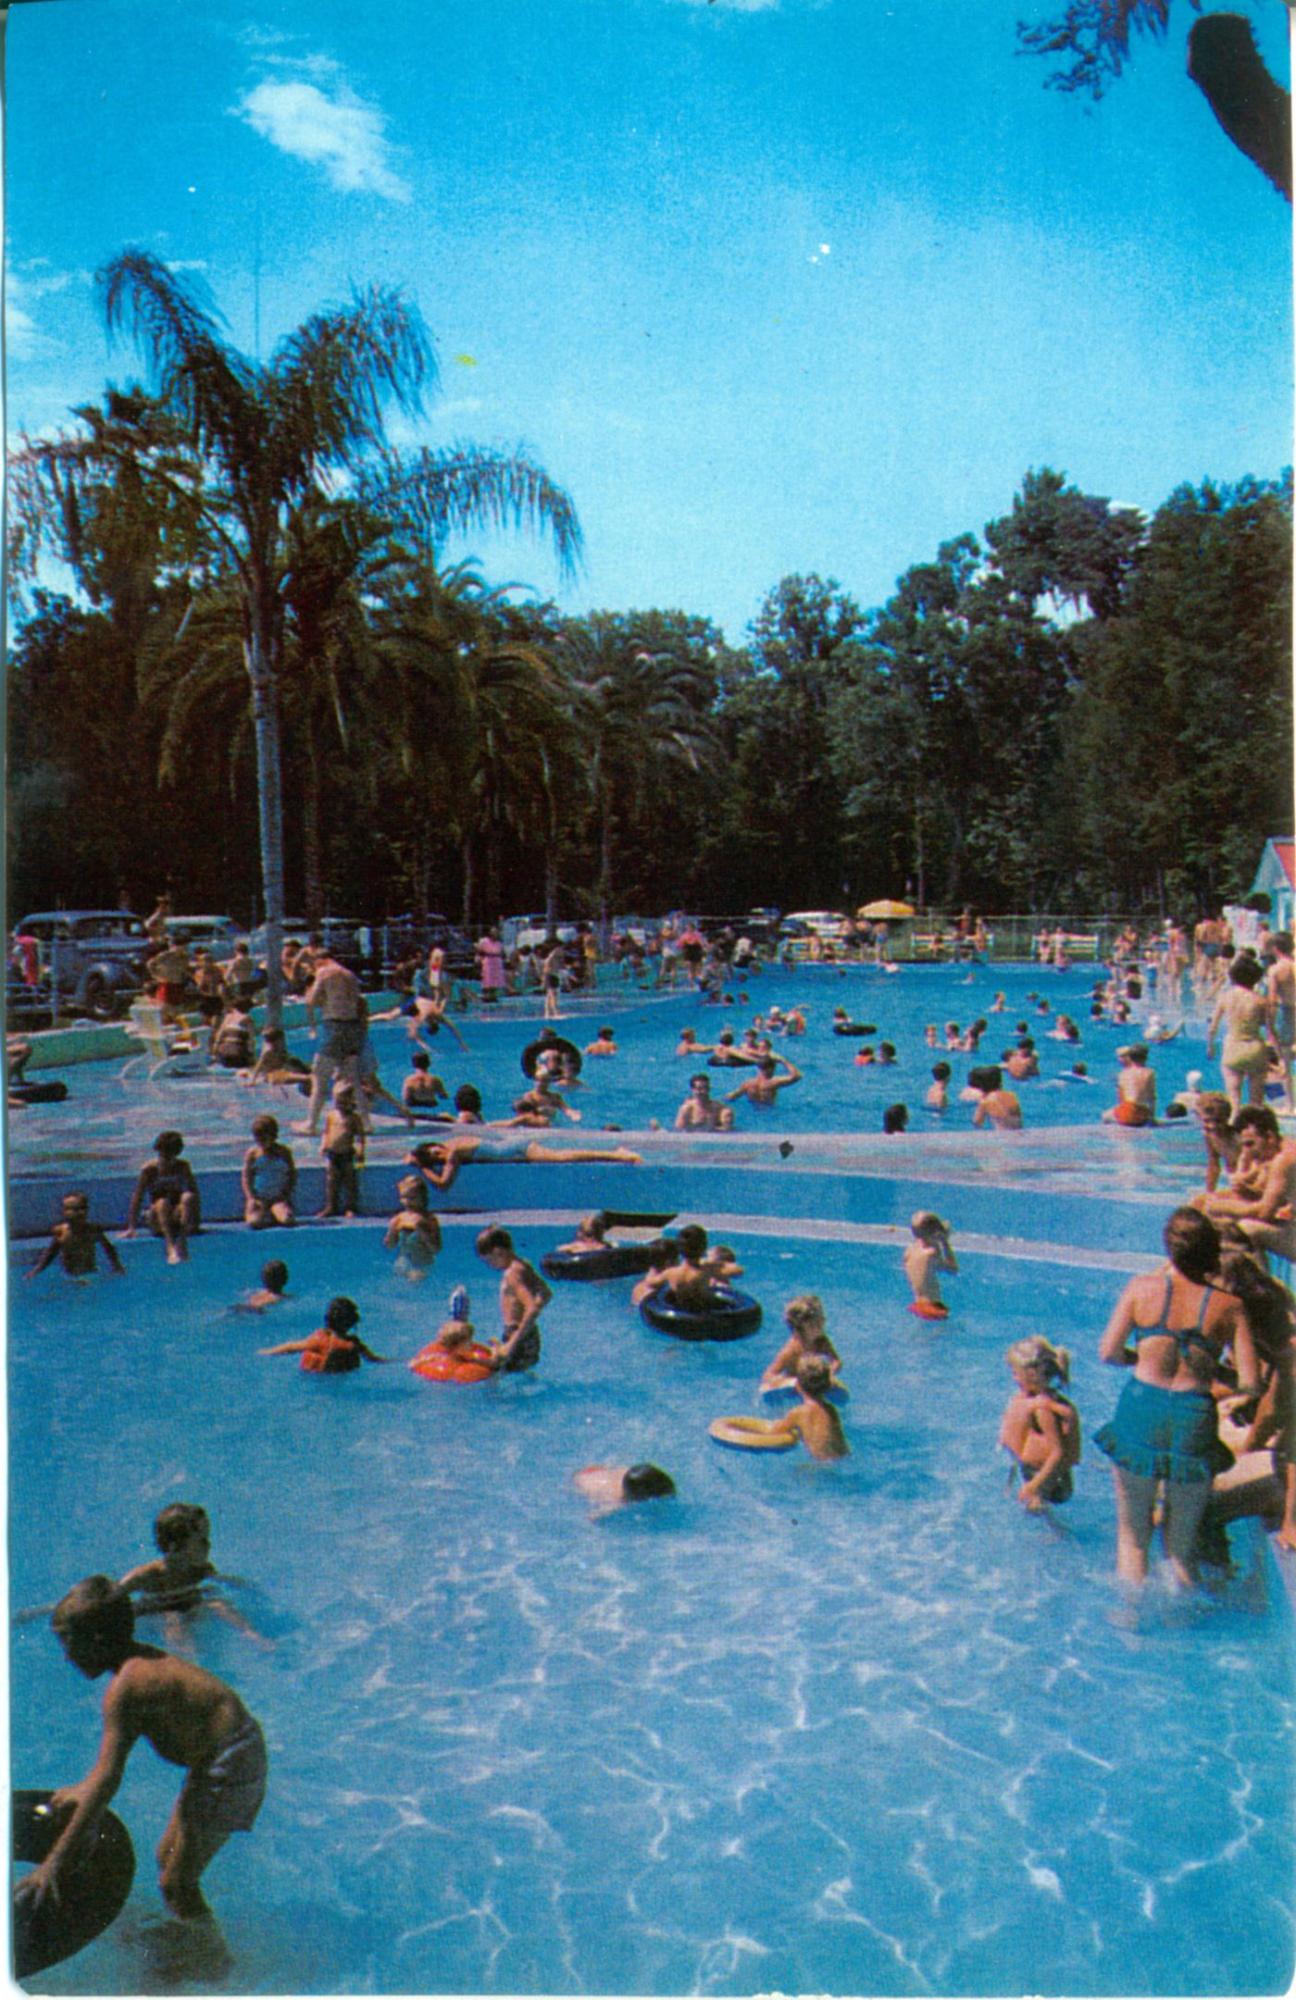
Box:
<box><xmin>245</xmin><ymin>612</ymin><xmax>285</xmax><ymax>1030</ymax></box>
<box><xmin>461</xmin><ymin>834</ymin><xmax>475</xmax><ymax>931</ymax></box>
<box><xmin>301</xmin><ymin>714</ymin><xmax>325</xmax><ymax>927</ymax></box>
<box><xmin>598</xmin><ymin>784</ymin><xmax>614</xmax><ymax>935</ymax></box>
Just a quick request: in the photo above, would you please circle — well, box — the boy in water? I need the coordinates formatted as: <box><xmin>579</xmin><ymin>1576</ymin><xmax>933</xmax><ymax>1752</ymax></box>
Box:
<box><xmin>234</xmin><ymin>1259</ymin><xmax>290</xmax><ymax>1312</ymax></box>
<box><xmin>476</xmin><ymin>1226</ymin><xmax>553</xmax><ymax>1373</ymax></box>
<box><xmin>635</xmin><ymin>1223</ymin><xmax>717</xmax><ymax>1311</ymax></box>
<box><xmin>766</xmin><ymin>1354</ymin><xmax>849</xmax><ymax>1460</ymax></box>
<box><xmin>904</xmin><ymin>1211</ymin><xmax>958</xmax><ymax>1319</ymax></box>
<box><xmin>402</xmin><ymin>1049</ymin><xmax>447</xmax><ymax>1115</ymax></box>
<box><xmin>27</xmin><ymin>1192</ymin><xmax>125</xmax><ymax>1279</ymax></box>
<box><xmin>15</xmin><ymin>1576</ymin><xmax>267</xmax><ymax>1922</ymax></box>
<box><xmin>573</xmin><ymin>1463</ymin><xmax>676</xmax><ymax>1514</ymax></box>
<box><xmin>124</xmin><ymin>1131</ymin><xmax>201</xmax><ymax>1264</ymax></box>
<box><xmin>118</xmin><ymin>1503</ymin><xmax>268</xmax><ymax>1649</ymax></box>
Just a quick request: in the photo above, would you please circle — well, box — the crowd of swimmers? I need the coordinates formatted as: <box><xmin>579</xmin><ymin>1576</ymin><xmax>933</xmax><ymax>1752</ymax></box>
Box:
<box><xmin>16</xmin><ymin>907</ymin><xmax>1296</xmax><ymax>1951</ymax></box>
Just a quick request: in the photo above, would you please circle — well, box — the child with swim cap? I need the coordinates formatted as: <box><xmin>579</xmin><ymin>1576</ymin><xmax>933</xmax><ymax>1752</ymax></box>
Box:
<box><xmin>904</xmin><ymin>1212</ymin><xmax>957</xmax><ymax>1319</ymax></box>
<box><xmin>409</xmin><ymin>1285</ymin><xmax>496</xmax><ymax>1382</ymax></box>
<box><xmin>766</xmin><ymin>1354</ymin><xmax>849</xmax><ymax>1460</ymax></box>
<box><xmin>383</xmin><ymin>1174</ymin><xmax>443</xmax><ymax>1279</ymax></box>
<box><xmin>761</xmin><ymin>1294</ymin><xmax>842</xmax><ymax>1392</ymax></box>
<box><xmin>998</xmin><ymin>1337</ymin><xmax>1082</xmax><ymax>1508</ymax></box>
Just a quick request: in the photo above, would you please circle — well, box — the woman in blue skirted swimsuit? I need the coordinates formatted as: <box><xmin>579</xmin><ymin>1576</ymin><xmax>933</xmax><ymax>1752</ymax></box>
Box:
<box><xmin>1096</xmin><ymin>1208</ymin><xmax>1258</xmax><ymax>1586</ymax></box>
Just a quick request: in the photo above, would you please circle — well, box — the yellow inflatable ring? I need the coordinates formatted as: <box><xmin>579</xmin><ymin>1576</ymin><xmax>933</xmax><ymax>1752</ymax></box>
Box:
<box><xmin>708</xmin><ymin>1415</ymin><xmax>796</xmax><ymax>1452</ymax></box>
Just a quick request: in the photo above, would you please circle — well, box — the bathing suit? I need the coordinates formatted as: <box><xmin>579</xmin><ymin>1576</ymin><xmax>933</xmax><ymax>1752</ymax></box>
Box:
<box><xmin>1094</xmin><ymin>1278</ymin><xmax>1225</xmax><ymax>1483</ymax></box>
<box><xmin>1275</xmin><ymin>1003</ymin><xmax>1296</xmax><ymax>1051</ymax></box>
<box><xmin>1008</xmin><ymin>1452</ymin><xmax>1074</xmax><ymax>1504</ymax></box>
<box><xmin>1113</xmin><ymin>1099</ymin><xmax>1152</xmax><ymax>1126</ymax></box>
<box><xmin>148</xmin><ymin>1168</ymin><xmax>190</xmax><ymax>1207</ymax></box>
<box><xmin>461</xmin><ymin>1136</ymin><xmax>534</xmax><ymax>1164</ymax></box>
<box><xmin>248</xmin><ymin>1154</ymin><xmax>292</xmax><ymax>1203</ymax></box>
<box><xmin>178</xmin><ymin>1718</ymin><xmax>267</xmax><ymax>1838</ymax></box>
<box><xmin>300</xmin><ymin>1329</ymin><xmax>362</xmax><ymax>1373</ymax></box>
<box><xmin>1221</xmin><ymin>993</ymin><xmax>1270</xmax><ymax>1077</ymax></box>
<box><xmin>319</xmin><ymin>1017</ymin><xmax>364</xmax><ymax>1061</ymax></box>
<box><xmin>498</xmin><ymin>1325</ymin><xmax>540</xmax><ymax>1372</ymax></box>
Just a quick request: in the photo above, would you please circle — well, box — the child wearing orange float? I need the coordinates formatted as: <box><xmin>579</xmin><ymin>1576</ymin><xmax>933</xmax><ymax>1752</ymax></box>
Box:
<box><xmin>998</xmin><ymin>1336</ymin><xmax>1082</xmax><ymax>1508</ymax></box>
<box><xmin>409</xmin><ymin>1287</ymin><xmax>495</xmax><ymax>1383</ymax></box>
<box><xmin>259</xmin><ymin>1295</ymin><xmax>390</xmax><ymax>1373</ymax></box>
<box><xmin>904</xmin><ymin>1211</ymin><xmax>957</xmax><ymax>1319</ymax></box>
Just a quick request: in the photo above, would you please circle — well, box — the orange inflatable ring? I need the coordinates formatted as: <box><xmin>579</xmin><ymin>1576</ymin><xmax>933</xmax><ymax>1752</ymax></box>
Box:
<box><xmin>908</xmin><ymin>1299</ymin><xmax>949</xmax><ymax>1321</ymax></box>
<box><xmin>410</xmin><ymin>1342</ymin><xmax>495</xmax><ymax>1384</ymax></box>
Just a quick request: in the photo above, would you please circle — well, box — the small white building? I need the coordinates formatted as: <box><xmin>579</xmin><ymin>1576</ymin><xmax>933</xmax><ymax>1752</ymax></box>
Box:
<box><xmin>1249</xmin><ymin>837</ymin><xmax>1295</xmax><ymax>934</ymax></box>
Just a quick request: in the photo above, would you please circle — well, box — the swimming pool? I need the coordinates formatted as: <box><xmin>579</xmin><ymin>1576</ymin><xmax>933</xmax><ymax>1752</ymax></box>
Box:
<box><xmin>9</xmin><ymin>1212</ymin><xmax>1295</xmax><ymax>1997</ymax></box>
<box><xmin>9</xmin><ymin>960</ymin><xmax>1293</xmax><ymax>1995</ymax></box>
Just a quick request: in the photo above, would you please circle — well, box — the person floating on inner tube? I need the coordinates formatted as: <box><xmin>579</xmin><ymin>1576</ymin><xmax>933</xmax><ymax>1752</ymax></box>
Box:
<box><xmin>904</xmin><ymin>1211</ymin><xmax>958</xmax><ymax>1321</ymax></box>
<box><xmin>633</xmin><ymin>1223</ymin><xmax>716</xmax><ymax>1312</ymax></box>
<box><xmin>557</xmin><ymin>1211</ymin><xmax>611</xmax><ymax>1255</ymax></box>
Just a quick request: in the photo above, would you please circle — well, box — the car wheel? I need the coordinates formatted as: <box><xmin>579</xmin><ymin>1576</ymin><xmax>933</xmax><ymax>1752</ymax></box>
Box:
<box><xmin>82</xmin><ymin>974</ymin><xmax>117</xmax><ymax>1021</ymax></box>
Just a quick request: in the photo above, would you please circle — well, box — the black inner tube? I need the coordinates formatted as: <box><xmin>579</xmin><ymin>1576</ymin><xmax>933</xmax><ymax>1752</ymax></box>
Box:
<box><xmin>639</xmin><ymin>1289</ymin><xmax>763</xmax><ymax>1342</ymax></box>
<box><xmin>12</xmin><ymin>1790</ymin><xmax>135</xmax><ymax>1978</ymax></box>
<box><xmin>521</xmin><ymin>1035</ymin><xmax>582</xmax><ymax>1079</ymax></box>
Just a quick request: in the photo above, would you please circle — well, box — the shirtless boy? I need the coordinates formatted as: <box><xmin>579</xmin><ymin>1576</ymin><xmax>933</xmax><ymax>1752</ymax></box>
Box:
<box><xmin>724</xmin><ymin>1054</ymin><xmax>802</xmax><ymax>1108</ymax></box>
<box><xmin>476</xmin><ymin>1226</ymin><xmax>553</xmax><ymax>1373</ymax></box>
<box><xmin>119</xmin><ymin>1503</ymin><xmax>267</xmax><ymax>1649</ymax></box>
<box><xmin>767</xmin><ymin>1354</ymin><xmax>849</xmax><ymax>1460</ymax></box>
<box><xmin>904</xmin><ymin>1211</ymin><xmax>958</xmax><ymax>1317</ymax></box>
<box><xmin>16</xmin><ymin>1576</ymin><xmax>267</xmax><ymax>1921</ymax></box>
<box><xmin>1201</xmin><ymin>1105</ymin><xmax>1296</xmax><ymax>1262</ymax></box>
<box><xmin>28</xmin><ymin>1192</ymin><xmax>125</xmax><ymax>1278</ymax></box>
<box><xmin>635</xmin><ymin>1223</ymin><xmax>716</xmax><ymax>1311</ymax></box>
<box><xmin>675</xmin><ymin>1074</ymin><xmax>735</xmax><ymax>1131</ymax></box>
<box><xmin>970</xmin><ymin>1066</ymin><xmax>1023</xmax><ymax>1131</ymax></box>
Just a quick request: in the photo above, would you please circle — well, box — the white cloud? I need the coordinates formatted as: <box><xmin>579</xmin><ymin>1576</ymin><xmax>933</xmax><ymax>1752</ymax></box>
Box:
<box><xmin>6</xmin><ymin>262</ymin><xmax>79</xmax><ymax>359</ymax></box>
<box><xmin>234</xmin><ymin>76</ymin><xmax>411</xmax><ymax>203</ymax></box>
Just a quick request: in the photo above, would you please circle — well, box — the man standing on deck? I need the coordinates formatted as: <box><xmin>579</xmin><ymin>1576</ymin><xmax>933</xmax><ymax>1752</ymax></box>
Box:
<box><xmin>295</xmin><ymin>950</ymin><xmax>363</xmax><ymax>1136</ymax></box>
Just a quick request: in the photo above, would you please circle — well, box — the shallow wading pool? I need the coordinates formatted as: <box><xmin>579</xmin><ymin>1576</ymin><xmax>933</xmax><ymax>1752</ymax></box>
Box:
<box><xmin>9</xmin><ymin>1207</ymin><xmax>1295</xmax><ymax>1997</ymax></box>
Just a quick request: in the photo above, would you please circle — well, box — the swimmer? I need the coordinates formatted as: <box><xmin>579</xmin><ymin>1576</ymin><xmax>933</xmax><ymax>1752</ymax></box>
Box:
<box><xmin>383</xmin><ymin>1175</ymin><xmax>443</xmax><ymax>1278</ymax></box>
<box><xmin>904</xmin><ymin>1211</ymin><xmax>957</xmax><ymax>1317</ymax></box>
<box><xmin>1101</xmin><ymin>1043</ymin><xmax>1157</xmax><ymax>1127</ymax></box>
<box><xmin>763</xmin><ymin>1354</ymin><xmax>849</xmax><ymax>1460</ymax></box>
<box><xmin>318</xmin><ymin>1081</ymin><xmax>365</xmax><ymax>1218</ymax></box>
<box><xmin>574</xmin><ymin>1463</ymin><xmax>676</xmax><ymax>1515</ymax></box>
<box><xmin>761</xmin><ymin>1293</ymin><xmax>842</xmax><ymax>1391</ymax></box>
<box><xmin>241</xmin><ymin>1026</ymin><xmax>310</xmax><ymax>1090</ymax></box>
<box><xmin>877</xmin><ymin>1042</ymin><xmax>897</xmax><ymax>1066</ymax></box>
<box><xmin>701</xmin><ymin>1241</ymin><xmax>743</xmax><ymax>1281</ymax></box>
<box><xmin>676</xmin><ymin>1074</ymin><xmax>736</xmax><ymax>1131</ymax></box>
<box><xmin>925</xmin><ymin>1061</ymin><xmax>951</xmax><ymax>1113</ymax></box>
<box><xmin>969</xmin><ymin>1066</ymin><xmax>1023</xmax><ymax>1130</ymax></box>
<box><xmin>476</xmin><ymin>1226</ymin><xmax>552</xmax><ymax>1373</ymax></box>
<box><xmin>118</xmin><ymin>1502</ymin><xmax>268</xmax><ymax>1648</ymax></box>
<box><xmin>408</xmin><ymin>1286</ymin><xmax>494</xmax><ymax>1378</ymax></box>
<box><xmin>584</xmin><ymin>1025</ymin><xmax>618</xmax><ymax>1057</ymax></box>
<box><xmin>998</xmin><ymin>1338</ymin><xmax>1082</xmax><ymax>1509</ymax></box>
<box><xmin>27</xmin><ymin>1192</ymin><xmax>124</xmax><ymax>1279</ymax></box>
<box><xmin>234</xmin><ymin>1258</ymin><xmax>290</xmax><ymax>1313</ymax></box>
<box><xmin>124</xmin><ymin>1130</ymin><xmax>201</xmax><ymax>1264</ymax></box>
<box><xmin>402</xmin><ymin>1049</ymin><xmax>448</xmax><ymax>1114</ymax></box>
<box><xmin>260</xmin><ymin>1295</ymin><xmax>391</xmax><ymax>1371</ymax></box>
<box><xmin>635</xmin><ymin>1223</ymin><xmax>716</xmax><ymax>1312</ymax></box>
<box><xmin>724</xmin><ymin>1054</ymin><xmax>802</xmax><ymax>1108</ymax></box>
<box><xmin>882</xmin><ymin>1103</ymin><xmax>909</xmax><ymax>1134</ymax></box>
<box><xmin>989</xmin><ymin>991</ymin><xmax>1006</xmax><ymax>1012</ymax></box>
<box><xmin>558</xmin><ymin>1211</ymin><xmax>611</xmax><ymax>1254</ymax></box>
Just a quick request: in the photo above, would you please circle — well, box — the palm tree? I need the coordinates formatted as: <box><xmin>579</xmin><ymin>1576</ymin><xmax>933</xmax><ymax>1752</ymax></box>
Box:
<box><xmin>559</xmin><ymin>615</ymin><xmax>719</xmax><ymax>933</ymax></box>
<box><xmin>11</xmin><ymin>250</ymin><xmax>584</xmax><ymax>1019</ymax></box>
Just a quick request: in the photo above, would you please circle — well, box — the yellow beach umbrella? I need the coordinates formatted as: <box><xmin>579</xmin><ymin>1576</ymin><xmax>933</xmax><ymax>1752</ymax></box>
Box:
<box><xmin>857</xmin><ymin>899</ymin><xmax>915</xmax><ymax>921</ymax></box>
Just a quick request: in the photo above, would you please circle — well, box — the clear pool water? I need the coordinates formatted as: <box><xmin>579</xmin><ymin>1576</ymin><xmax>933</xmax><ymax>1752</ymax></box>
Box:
<box><xmin>10</xmin><ymin>1213</ymin><xmax>1295</xmax><ymax>1997</ymax></box>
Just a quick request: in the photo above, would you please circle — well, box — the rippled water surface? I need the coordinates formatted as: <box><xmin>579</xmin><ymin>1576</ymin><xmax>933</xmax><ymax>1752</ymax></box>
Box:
<box><xmin>10</xmin><ymin>1220</ymin><xmax>1294</xmax><ymax>1996</ymax></box>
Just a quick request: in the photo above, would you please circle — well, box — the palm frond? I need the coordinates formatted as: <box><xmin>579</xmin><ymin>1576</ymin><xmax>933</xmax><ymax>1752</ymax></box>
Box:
<box><xmin>267</xmin><ymin>287</ymin><xmax>434</xmax><ymax>491</ymax></box>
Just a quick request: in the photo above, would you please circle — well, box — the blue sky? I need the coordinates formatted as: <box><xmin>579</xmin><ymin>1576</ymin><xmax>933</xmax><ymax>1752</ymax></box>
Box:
<box><xmin>7</xmin><ymin>0</ymin><xmax>1291</xmax><ymax>644</ymax></box>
